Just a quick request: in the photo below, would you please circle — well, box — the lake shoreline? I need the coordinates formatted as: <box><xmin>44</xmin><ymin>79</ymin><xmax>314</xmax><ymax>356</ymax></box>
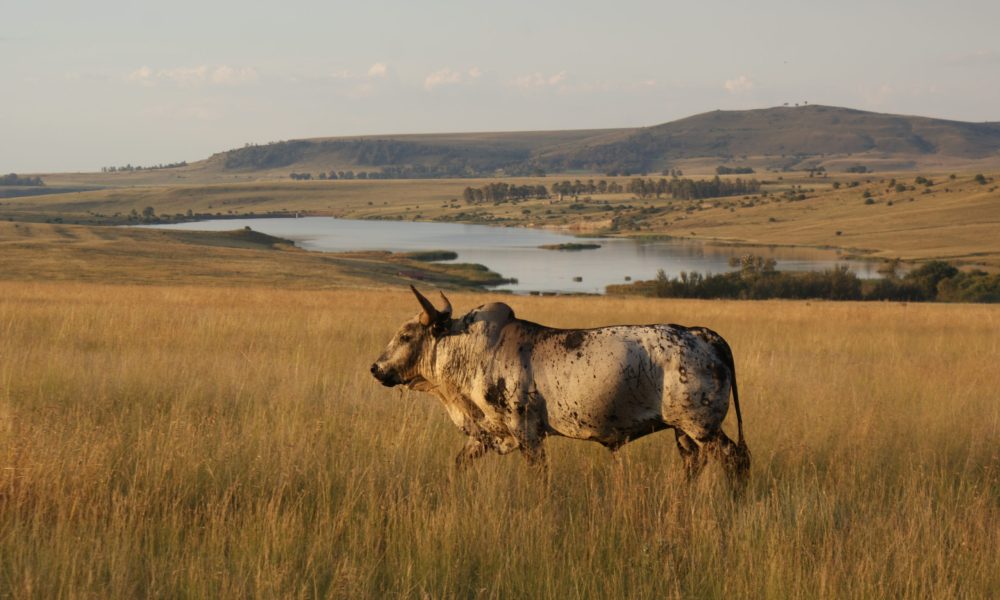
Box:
<box><xmin>135</xmin><ymin>211</ymin><xmax>887</xmax><ymax>269</ymax></box>
<box><xmin>139</xmin><ymin>216</ymin><xmax>884</xmax><ymax>295</ymax></box>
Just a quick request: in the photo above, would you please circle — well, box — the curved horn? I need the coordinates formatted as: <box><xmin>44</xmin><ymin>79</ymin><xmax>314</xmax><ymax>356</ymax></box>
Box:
<box><xmin>411</xmin><ymin>285</ymin><xmax>439</xmax><ymax>326</ymax></box>
<box><xmin>438</xmin><ymin>292</ymin><xmax>453</xmax><ymax>319</ymax></box>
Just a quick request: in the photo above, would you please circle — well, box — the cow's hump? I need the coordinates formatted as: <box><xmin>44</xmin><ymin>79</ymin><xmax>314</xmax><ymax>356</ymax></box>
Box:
<box><xmin>470</xmin><ymin>302</ymin><xmax>515</xmax><ymax>324</ymax></box>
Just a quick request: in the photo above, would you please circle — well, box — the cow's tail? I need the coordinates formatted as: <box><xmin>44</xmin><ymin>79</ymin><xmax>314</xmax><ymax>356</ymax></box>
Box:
<box><xmin>715</xmin><ymin>335</ymin><xmax>749</xmax><ymax>465</ymax></box>
<box><xmin>729</xmin><ymin>355</ymin><xmax>747</xmax><ymax>452</ymax></box>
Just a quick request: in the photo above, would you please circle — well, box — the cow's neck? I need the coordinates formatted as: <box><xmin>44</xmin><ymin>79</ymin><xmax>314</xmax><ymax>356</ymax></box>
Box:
<box><xmin>416</xmin><ymin>331</ymin><xmax>477</xmax><ymax>394</ymax></box>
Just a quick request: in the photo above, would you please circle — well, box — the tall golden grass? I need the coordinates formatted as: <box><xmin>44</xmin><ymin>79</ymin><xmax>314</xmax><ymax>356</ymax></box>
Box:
<box><xmin>1</xmin><ymin>282</ymin><xmax>997</xmax><ymax>598</ymax></box>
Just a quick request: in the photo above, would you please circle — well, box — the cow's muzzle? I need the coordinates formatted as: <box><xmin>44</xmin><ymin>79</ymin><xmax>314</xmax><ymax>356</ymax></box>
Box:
<box><xmin>370</xmin><ymin>363</ymin><xmax>401</xmax><ymax>387</ymax></box>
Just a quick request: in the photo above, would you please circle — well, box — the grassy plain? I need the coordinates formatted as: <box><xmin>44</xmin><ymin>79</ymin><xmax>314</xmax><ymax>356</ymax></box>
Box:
<box><xmin>0</xmin><ymin>221</ymin><xmax>510</xmax><ymax>290</ymax></box>
<box><xmin>1</xmin><ymin>282</ymin><xmax>997</xmax><ymax>598</ymax></box>
<box><xmin>5</xmin><ymin>171</ymin><xmax>1000</xmax><ymax>269</ymax></box>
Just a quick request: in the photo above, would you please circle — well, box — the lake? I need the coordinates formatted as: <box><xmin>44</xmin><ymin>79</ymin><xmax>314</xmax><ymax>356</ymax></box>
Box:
<box><xmin>147</xmin><ymin>217</ymin><xmax>881</xmax><ymax>294</ymax></box>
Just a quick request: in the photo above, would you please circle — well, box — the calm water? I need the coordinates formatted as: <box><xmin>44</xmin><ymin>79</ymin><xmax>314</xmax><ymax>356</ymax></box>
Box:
<box><xmin>147</xmin><ymin>217</ymin><xmax>880</xmax><ymax>294</ymax></box>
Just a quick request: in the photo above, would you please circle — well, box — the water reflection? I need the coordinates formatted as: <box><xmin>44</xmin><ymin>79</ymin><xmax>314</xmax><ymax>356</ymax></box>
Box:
<box><xmin>146</xmin><ymin>217</ymin><xmax>879</xmax><ymax>294</ymax></box>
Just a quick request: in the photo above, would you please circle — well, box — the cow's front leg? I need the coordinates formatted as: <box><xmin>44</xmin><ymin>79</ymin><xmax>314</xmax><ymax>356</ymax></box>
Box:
<box><xmin>506</xmin><ymin>404</ymin><xmax>548</xmax><ymax>469</ymax></box>
<box><xmin>454</xmin><ymin>438</ymin><xmax>487</xmax><ymax>470</ymax></box>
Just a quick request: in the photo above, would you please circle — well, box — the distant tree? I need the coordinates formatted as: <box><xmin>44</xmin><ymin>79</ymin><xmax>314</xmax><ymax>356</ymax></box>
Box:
<box><xmin>0</xmin><ymin>173</ymin><xmax>44</xmax><ymax>186</ymax></box>
<box><xmin>974</xmin><ymin>173</ymin><xmax>987</xmax><ymax>185</ymax></box>
<box><xmin>716</xmin><ymin>166</ymin><xmax>754</xmax><ymax>175</ymax></box>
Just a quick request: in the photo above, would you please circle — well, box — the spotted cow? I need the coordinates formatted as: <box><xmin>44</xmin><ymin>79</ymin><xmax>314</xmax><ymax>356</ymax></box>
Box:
<box><xmin>370</xmin><ymin>287</ymin><xmax>750</xmax><ymax>482</ymax></box>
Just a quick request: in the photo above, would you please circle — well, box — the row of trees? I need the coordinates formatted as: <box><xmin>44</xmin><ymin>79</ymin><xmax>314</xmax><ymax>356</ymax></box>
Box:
<box><xmin>0</xmin><ymin>173</ymin><xmax>44</xmax><ymax>186</ymax></box>
<box><xmin>626</xmin><ymin>176</ymin><xmax>761</xmax><ymax>200</ymax></box>
<box><xmin>551</xmin><ymin>179</ymin><xmax>625</xmax><ymax>198</ymax></box>
<box><xmin>101</xmin><ymin>162</ymin><xmax>187</xmax><ymax>173</ymax></box>
<box><xmin>620</xmin><ymin>257</ymin><xmax>999</xmax><ymax>302</ymax></box>
<box><xmin>716</xmin><ymin>165</ymin><xmax>754</xmax><ymax>175</ymax></box>
<box><xmin>462</xmin><ymin>183</ymin><xmax>549</xmax><ymax>204</ymax></box>
<box><xmin>290</xmin><ymin>170</ymin><xmax>424</xmax><ymax>180</ymax></box>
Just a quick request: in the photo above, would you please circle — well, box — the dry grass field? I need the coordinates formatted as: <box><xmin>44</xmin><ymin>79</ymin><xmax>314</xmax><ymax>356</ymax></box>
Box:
<box><xmin>1</xmin><ymin>282</ymin><xmax>997</xmax><ymax>598</ymax></box>
<box><xmin>0</xmin><ymin>221</ymin><xmax>510</xmax><ymax>290</ymax></box>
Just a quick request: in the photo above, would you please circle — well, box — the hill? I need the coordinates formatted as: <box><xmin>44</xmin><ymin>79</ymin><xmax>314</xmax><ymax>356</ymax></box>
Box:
<box><xmin>201</xmin><ymin>105</ymin><xmax>1000</xmax><ymax>179</ymax></box>
<box><xmin>32</xmin><ymin>105</ymin><xmax>1000</xmax><ymax>188</ymax></box>
<box><xmin>542</xmin><ymin>105</ymin><xmax>1000</xmax><ymax>173</ymax></box>
<box><xmin>205</xmin><ymin>129</ymin><xmax>626</xmax><ymax>178</ymax></box>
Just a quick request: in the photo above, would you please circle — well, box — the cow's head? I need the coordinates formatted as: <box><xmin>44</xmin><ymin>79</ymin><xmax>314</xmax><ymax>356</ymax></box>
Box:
<box><xmin>370</xmin><ymin>286</ymin><xmax>452</xmax><ymax>388</ymax></box>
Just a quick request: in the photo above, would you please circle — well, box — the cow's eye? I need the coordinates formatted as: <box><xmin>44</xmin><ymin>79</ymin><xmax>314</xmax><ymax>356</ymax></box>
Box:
<box><xmin>399</xmin><ymin>334</ymin><xmax>412</xmax><ymax>343</ymax></box>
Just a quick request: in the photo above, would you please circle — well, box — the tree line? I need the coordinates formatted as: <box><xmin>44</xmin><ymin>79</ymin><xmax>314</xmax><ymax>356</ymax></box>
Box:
<box><xmin>716</xmin><ymin>166</ymin><xmax>754</xmax><ymax>175</ymax></box>
<box><xmin>551</xmin><ymin>180</ymin><xmax>625</xmax><ymax>198</ymax></box>
<box><xmin>610</xmin><ymin>257</ymin><xmax>999</xmax><ymax>303</ymax></box>
<box><xmin>101</xmin><ymin>162</ymin><xmax>187</xmax><ymax>173</ymax></box>
<box><xmin>290</xmin><ymin>166</ymin><xmax>543</xmax><ymax>181</ymax></box>
<box><xmin>462</xmin><ymin>183</ymin><xmax>549</xmax><ymax>204</ymax></box>
<box><xmin>0</xmin><ymin>173</ymin><xmax>44</xmax><ymax>186</ymax></box>
<box><xmin>626</xmin><ymin>176</ymin><xmax>761</xmax><ymax>200</ymax></box>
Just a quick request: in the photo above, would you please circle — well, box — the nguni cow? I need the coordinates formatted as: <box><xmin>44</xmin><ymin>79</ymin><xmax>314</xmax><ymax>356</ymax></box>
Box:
<box><xmin>370</xmin><ymin>287</ymin><xmax>750</xmax><ymax>483</ymax></box>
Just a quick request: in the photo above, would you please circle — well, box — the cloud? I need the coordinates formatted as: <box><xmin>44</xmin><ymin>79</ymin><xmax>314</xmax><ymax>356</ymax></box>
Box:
<box><xmin>861</xmin><ymin>83</ymin><xmax>895</xmax><ymax>106</ymax></box>
<box><xmin>467</xmin><ymin>66</ymin><xmax>482</xmax><ymax>79</ymax></box>
<box><xmin>127</xmin><ymin>64</ymin><xmax>258</xmax><ymax>87</ymax></box>
<box><xmin>424</xmin><ymin>68</ymin><xmax>463</xmax><ymax>90</ymax></box>
<box><xmin>210</xmin><ymin>65</ymin><xmax>259</xmax><ymax>85</ymax></box>
<box><xmin>367</xmin><ymin>62</ymin><xmax>388</xmax><ymax>78</ymax></box>
<box><xmin>945</xmin><ymin>49</ymin><xmax>1000</xmax><ymax>67</ymax></box>
<box><xmin>723</xmin><ymin>75</ymin><xmax>753</xmax><ymax>94</ymax></box>
<box><xmin>512</xmin><ymin>71</ymin><xmax>567</xmax><ymax>88</ymax></box>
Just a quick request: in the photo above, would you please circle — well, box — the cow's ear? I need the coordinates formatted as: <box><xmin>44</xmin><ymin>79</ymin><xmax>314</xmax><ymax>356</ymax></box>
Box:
<box><xmin>430</xmin><ymin>315</ymin><xmax>452</xmax><ymax>337</ymax></box>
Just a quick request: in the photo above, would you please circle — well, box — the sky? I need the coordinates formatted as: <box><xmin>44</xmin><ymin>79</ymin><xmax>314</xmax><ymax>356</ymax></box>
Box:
<box><xmin>4</xmin><ymin>0</ymin><xmax>1000</xmax><ymax>172</ymax></box>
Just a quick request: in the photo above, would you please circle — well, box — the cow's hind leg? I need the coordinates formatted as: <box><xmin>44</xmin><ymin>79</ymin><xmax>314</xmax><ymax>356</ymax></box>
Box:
<box><xmin>674</xmin><ymin>430</ymin><xmax>706</xmax><ymax>481</ymax></box>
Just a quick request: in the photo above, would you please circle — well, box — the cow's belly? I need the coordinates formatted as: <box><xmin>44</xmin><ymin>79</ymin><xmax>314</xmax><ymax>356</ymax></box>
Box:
<box><xmin>532</xmin><ymin>344</ymin><xmax>667</xmax><ymax>444</ymax></box>
<box><xmin>531</xmin><ymin>329</ymin><xmax>730</xmax><ymax>445</ymax></box>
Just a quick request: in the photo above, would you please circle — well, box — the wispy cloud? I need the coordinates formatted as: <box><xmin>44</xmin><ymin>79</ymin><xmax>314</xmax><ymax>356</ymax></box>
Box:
<box><xmin>210</xmin><ymin>65</ymin><xmax>259</xmax><ymax>85</ymax></box>
<box><xmin>723</xmin><ymin>75</ymin><xmax>753</xmax><ymax>94</ymax></box>
<box><xmin>424</xmin><ymin>67</ymin><xmax>463</xmax><ymax>90</ymax></box>
<box><xmin>367</xmin><ymin>62</ymin><xmax>388</xmax><ymax>78</ymax></box>
<box><xmin>127</xmin><ymin>64</ymin><xmax>258</xmax><ymax>87</ymax></box>
<box><xmin>512</xmin><ymin>71</ymin><xmax>567</xmax><ymax>88</ymax></box>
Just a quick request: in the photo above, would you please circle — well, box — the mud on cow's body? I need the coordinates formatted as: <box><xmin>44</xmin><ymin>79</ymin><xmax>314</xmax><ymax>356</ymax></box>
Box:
<box><xmin>371</xmin><ymin>287</ymin><xmax>749</xmax><ymax>482</ymax></box>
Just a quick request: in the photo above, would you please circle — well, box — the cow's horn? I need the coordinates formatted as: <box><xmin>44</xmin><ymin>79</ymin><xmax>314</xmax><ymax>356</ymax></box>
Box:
<box><xmin>438</xmin><ymin>292</ymin><xmax>452</xmax><ymax>318</ymax></box>
<box><xmin>411</xmin><ymin>285</ymin><xmax>439</xmax><ymax>326</ymax></box>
